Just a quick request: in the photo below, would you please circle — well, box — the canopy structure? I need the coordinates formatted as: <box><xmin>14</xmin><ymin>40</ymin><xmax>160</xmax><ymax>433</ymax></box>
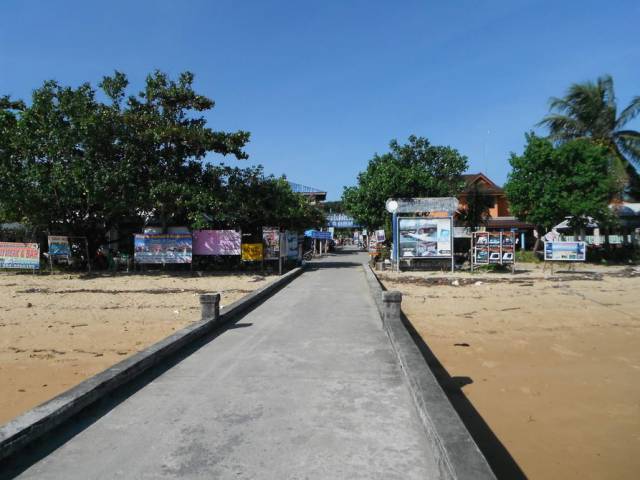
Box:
<box><xmin>288</xmin><ymin>182</ymin><xmax>327</xmax><ymax>202</ymax></box>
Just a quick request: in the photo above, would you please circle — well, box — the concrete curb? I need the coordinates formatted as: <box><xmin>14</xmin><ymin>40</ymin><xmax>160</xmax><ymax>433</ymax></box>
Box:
<box><xmin>0</xmin><ymin>266</ymin><xmax>305</xmax><ymax>462</ymax></box>
<box><xmin>363</xmin><ymin>264</ymin><xmax>496</xmax><ymax>480</ymax></box>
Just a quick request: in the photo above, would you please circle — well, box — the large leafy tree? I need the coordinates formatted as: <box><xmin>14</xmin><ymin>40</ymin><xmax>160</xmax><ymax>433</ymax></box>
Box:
<box><xmin>0</xmin><ymin>71</ymin><xmax>322</xmax><ymax>251</ymax></box>
<box><xmin>538</xmin><ymin>75</ymin><xmax>640</xmax><ymax>197</ymax></box>
<box><xmin>342</xmin><ymin>135</ymin><xmax>468</xmax><ymax>229</ymax></box>
<box><xmin>505</xmin><ymin>134</ymin><xmax>618</xmax><ymax>248</ymax></box>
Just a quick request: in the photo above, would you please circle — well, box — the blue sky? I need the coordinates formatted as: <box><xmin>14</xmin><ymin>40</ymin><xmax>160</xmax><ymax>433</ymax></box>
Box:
<box><xmin>1</xmin><ymin>0</ymin><xmax>638</xmax><ymax>200</ymax></box>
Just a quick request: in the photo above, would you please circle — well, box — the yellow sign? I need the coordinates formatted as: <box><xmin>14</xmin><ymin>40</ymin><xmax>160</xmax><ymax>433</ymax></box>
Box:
<box><xmin>241</xmin><ymin>243</ymin><xmax>263</xmax><ymax>261</ymax></box>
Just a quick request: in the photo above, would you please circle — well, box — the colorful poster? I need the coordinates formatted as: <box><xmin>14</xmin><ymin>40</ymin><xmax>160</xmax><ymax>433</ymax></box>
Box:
<box><xmin>192</xmin><ymin>230</ymin><xmax>241</xmax><ymax>256</ymax></box>
<box><xmin>48</xmin><ymin>236</ymin><xmax>70</xmax><ymax>257</ymax></box>
<box><xmin>398</xmin><ymin>218</ymin><xmax>452</xmax><ymax>258</ymax></box>
<box><xmin>0</xmin><ymin>242</ymin><xmax>40</xmax><ymax>269</ymax></box>
<box><xmin>544</xmin><ymin>241</ymin><xmax>586</xmax><ymax>261</ymax></box>
<box><xmin>473</xmin><ymin>232</ymin><xmax>515</xmax><ymax>265</ymax></box>
<box><xmin>134</xmin><ymin>234</ymin><xmax>192</xmax><ymax>264</ymax></box>
<box><xmin>241</xmin><ymin>243</ymin><xmax>263</xmax><ymax>261</ymax></box>
<box><xmin>262</xmin><ymin>227</ymin><xmax>280</xmax><ymax>260</ymax></box>
<box><xmin>286</xmin><ymin>231</ymin><xmax>299</xmax><ymax>259</ymax></box>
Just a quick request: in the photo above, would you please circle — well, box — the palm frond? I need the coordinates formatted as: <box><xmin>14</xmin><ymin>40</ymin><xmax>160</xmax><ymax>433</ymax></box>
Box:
<box><xmin>541</xmin><ymin>76</ymin><xmax>617</xmax><ymax>140</ymax></box>
<box><xmin>537</xmin><ymin>114</ymin><xmax>585</xmax><ymax>141</ymax></box>
<box><xmin>599</xmin><ymin>75</ymin><xmax>616</xmax><ymax>110</ymax></box>
<box><xmin>616</xmin><ymin>96</ymin><xmax>640</xmax><ymax>128</ymax></box>
<box><xmin>616</xmin><ymin>136</ymin><xmax>640</xmax><ymax>168</ymax></box>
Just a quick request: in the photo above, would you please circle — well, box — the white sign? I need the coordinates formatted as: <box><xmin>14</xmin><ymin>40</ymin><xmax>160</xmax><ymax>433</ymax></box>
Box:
<box><xmin>544</xmin><ymin>241</ymin><xmax>586</xmax><ymax>261</ymax></box>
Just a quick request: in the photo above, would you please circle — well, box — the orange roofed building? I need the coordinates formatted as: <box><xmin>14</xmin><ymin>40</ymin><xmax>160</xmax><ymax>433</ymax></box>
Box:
<box><xmin>457</xmin><ymin>173</ymin><xmax>535</xmax><ymax>243</ymax></box>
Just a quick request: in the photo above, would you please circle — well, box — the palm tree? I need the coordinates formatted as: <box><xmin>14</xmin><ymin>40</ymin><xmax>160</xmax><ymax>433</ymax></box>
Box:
<box><xmin>538</xmin><ymin>75</ymin><xmax>640</xmax><ymax>198</ymax></box>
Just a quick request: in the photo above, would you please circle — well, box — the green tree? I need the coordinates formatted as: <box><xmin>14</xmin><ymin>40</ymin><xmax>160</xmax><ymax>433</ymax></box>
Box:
<box><xmin>0</xmin><ymin>71</ymin><xmax>251</xmax><ymax>249</ymax></box>
<box><xmin>505</xmin><ymin>134</ymin><xmax>617</xmax><ymax>248</ymax></box>
<box><xmin>0</xmin><ymin>96</ymin><xmax>25</xmax><ymax>224</ymax></box>
<box><xmin>342</xmin><ymin>135</ymin><xmax>468</xmax><ymax>229</ymax></box>
<box><xmin>118</xmin><ymin>70</ymin><xmax>250</xmax><ymax>229</ymax></box>
<box><xmin>458</xmin><ymin>183</ymin><xmax>494</xmax><ymax>231</ymax></box>
<box><xmin>538</xmin><ymin>75</ymin><xmax>640</xmax><ymax>197</ymax></box>
<box><xmin>0</xmin><ymin>71</ymin><xmax>323</xmax><ymax>251</ymax></box>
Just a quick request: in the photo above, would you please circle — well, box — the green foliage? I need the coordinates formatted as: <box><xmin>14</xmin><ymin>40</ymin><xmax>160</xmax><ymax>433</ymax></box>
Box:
<box><xmin>538</xmin><ymin>75</ymin><xmax>640</xmax><ymax>198</ymax></box>
<box><xmin>342</xmin><ymin>135</ymin><xmax>468</xmax><ymax>229</ymax></box>
<box><xmin>515</xmin><ymin>249</ymin><xmax>542</xmax><ymax>264</ymax></box>
<box><xmin>505</xmin><ymin>134</ymin><xmax>618</xmax><ymax>234</ymax></box>
<box><xmin>0</xmin><ymin>71</ymin><xmax>323</xmax><ymax>249</ymax></box>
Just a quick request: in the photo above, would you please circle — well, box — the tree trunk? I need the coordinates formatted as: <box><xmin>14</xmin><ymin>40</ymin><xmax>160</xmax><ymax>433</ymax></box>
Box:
<box><xmin>531</xmin><ymin>226</ymin><xmax>543</xmax><ymax>252</ymax></box>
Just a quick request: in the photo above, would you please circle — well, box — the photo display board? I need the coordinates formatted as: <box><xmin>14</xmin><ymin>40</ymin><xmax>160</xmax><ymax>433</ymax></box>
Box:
<box><xmin>286</xmin><ymin>231</ymin><xmax>299</xmax><ymax>259</ymax></box>
<box><xmin>262</xmin><ymin>227</ymin><xmax>280</xmax><ymax>260</ymax></box>
<box><xmin>398</xmin><ymin>217</ymin><xmax>452</xmax><ymax>258</ymax></box>
<box><xmin>134</xmin><ymin>234</ymin><xmax>192</xmax><ymax>264</ymax></box>
<box><xmin>48</xmin><ymin>236</ymin><xmax>71</xmax><ymax>257</ymax></box>
<box><xmin>473</xmin><ymin>232</ymin><xmax>515</xmax><ymax>265</ymax></box>
<box><xmin>544</xmin><ymin>241</ymin><xmax>586</xmax><ymax>261</ymax></box>
<box><xmin>0</xmin><ymin>242</ymin><xmax>40</xmax><ymax>269</ymax></box>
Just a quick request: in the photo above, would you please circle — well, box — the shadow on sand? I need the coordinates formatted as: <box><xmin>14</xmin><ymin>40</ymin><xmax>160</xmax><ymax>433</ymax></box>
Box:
<box><xmin>400</xmin><ymin>311</ymin><xmax>527</xmax><ymax>480</ymax></box>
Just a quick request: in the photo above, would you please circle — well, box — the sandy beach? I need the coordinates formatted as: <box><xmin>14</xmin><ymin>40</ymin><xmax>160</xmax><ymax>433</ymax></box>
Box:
<box><xmin>380</xmin><ymin>263</ymin><xmax>640</xmax><ymax>480</ymax></box>
<box><xmin>0</xmin><ymin>271</ymin><xmax>275</xmax><ymax>425</ymax></box>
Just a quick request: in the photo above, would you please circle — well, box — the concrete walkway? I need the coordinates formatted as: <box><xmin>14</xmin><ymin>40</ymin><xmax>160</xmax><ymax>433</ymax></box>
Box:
<box><xmin>8</xmin><ymin>250</ymin><xmax>440</xmax><ymax>479</ymax></box>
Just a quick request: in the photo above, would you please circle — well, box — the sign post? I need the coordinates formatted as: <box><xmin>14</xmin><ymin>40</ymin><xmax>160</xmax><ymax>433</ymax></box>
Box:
<box><xmin>386</xmin><ymin>197</ymin><xmax>458</xmax><ymax>272</ymax></box>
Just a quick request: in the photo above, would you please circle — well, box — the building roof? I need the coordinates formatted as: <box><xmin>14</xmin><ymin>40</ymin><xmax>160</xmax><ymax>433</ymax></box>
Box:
<box><xmin>288</xmin><ymin>181</ymin><xmax>326</xmax><ymax>195</ymax></box>
<box><xmin>461</xmin><ymin>173</ymin><xmax>504</xmax><ymax>195</ymax></box>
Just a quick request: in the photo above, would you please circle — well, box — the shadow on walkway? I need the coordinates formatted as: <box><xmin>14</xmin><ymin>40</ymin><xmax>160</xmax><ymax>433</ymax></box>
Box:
<box><xmin>400</xmin><ymin>312</ymin><xmax>527</xmax><ymax>480</ymax></box>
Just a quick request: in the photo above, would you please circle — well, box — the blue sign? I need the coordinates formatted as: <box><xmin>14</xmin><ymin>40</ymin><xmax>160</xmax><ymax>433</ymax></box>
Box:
<box><xmin>305</xmin><ymin>230</ymin><xmax>332</xmax><ymax>240</ymax></box>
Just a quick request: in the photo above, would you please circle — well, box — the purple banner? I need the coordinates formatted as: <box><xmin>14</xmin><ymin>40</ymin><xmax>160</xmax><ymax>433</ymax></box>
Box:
<box><xmin>193</xmin><ymin>230</ymin><xmax>241</xmax><ymax>256</ymax></box>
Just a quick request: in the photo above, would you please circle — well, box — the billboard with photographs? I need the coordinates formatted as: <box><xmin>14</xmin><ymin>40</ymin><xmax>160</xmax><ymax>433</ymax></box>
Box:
<box><xmin>544</xmin><ymin>241</ymin><xmax>586</xmax><ymax>261</ymax></box>
<box><xmin>48</xmin><ymin>236</ymin><xmax>71</xmax><ymax>257</ymax></box>
<box><xmin>473</xmin><ymin>232</ymin><xmax>515</xmax><ymax>264</ymax></box>
<box><xmin>134</xmin><ymin>234</ymin><xmax>192</xmax><ymax>264</ymax></box>
<box><xmin>398</xmin><ymin>217</ymin><xmax>452</xmax><ymax>258</ymax></box>
<box><xmin>192</xmin><ymin>230</ymin><xmax>241</xmax><ymax>256</ymax></box>
<box><xmin>262</xmin><ymin>227</ymin><xmax>280</xmax><ymax>260</ymax></box>
<box><xmin>0</xmin><ymin>242</ymin><xmax>40</xmax><ymax>269</ymax></box>
<box><xmin>286</xmin><ymin>231</ymin><xmax>299</xmax><ymax>259</ymax></box>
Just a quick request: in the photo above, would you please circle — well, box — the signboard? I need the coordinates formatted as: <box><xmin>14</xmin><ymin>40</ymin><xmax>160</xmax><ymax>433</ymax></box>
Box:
<box><xmin>286</xmin><ymin>231</ymin><xmax>299</xmax><ymax>259</ymax></box>
<box><xmin>262</xmin><ymin>227</ymin><xmax>280</xmax><ymax>260</ymax></box>
<box><xmin>192</xmin><ymin>230</ymin><xmax>241</xmax><ymax>256</ymax></box>
<box><xmin>473</xmin><ymin>232</ymin><xmax>515</xmax><ymax>265</ymax></box>
<box><xmin>241</xmin><ymin>243</ymin><xmax>263</xmax><ymax>262</ymax></box>
<box><xmin>375</xmin><ymin>230</ymin><xmax>386</xmax><ymax>243</ymax></box>
<box><xmin>326</xmin><ymin>213</ymin><xmax>360</xmax><ymax>228</ymax></box>
<box><xmin>48</xmin><ymin>236</ymin><xmax>70</xmax><ymax>257</ymax></box>
<box><xmin>304</xmin><ymin>230</ymin><xmax>332</xmax><ymax>240</ymax></box>
<box><xmin>544</xmin><ymin>241</ymin><xmax>586</xmax><ymax>261</ymax></box>
<box><xmin>0</xmin><ymin>242</ymin><xmax>40</xmax><ymax>269</ymax></box>
<box><xmin>398</xmin><ymin>218</ymin><xmax>452</xmax><ymax>258</ymax></box>
<box><xmin>134</xmin><ymin>234</ymin><xmax>192</xmax><ymax>264</ymax></box>
<box><xmin>387</xmin><ymin>197</ymin><xmax>459</xmax><ymax>215</ymax></box>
